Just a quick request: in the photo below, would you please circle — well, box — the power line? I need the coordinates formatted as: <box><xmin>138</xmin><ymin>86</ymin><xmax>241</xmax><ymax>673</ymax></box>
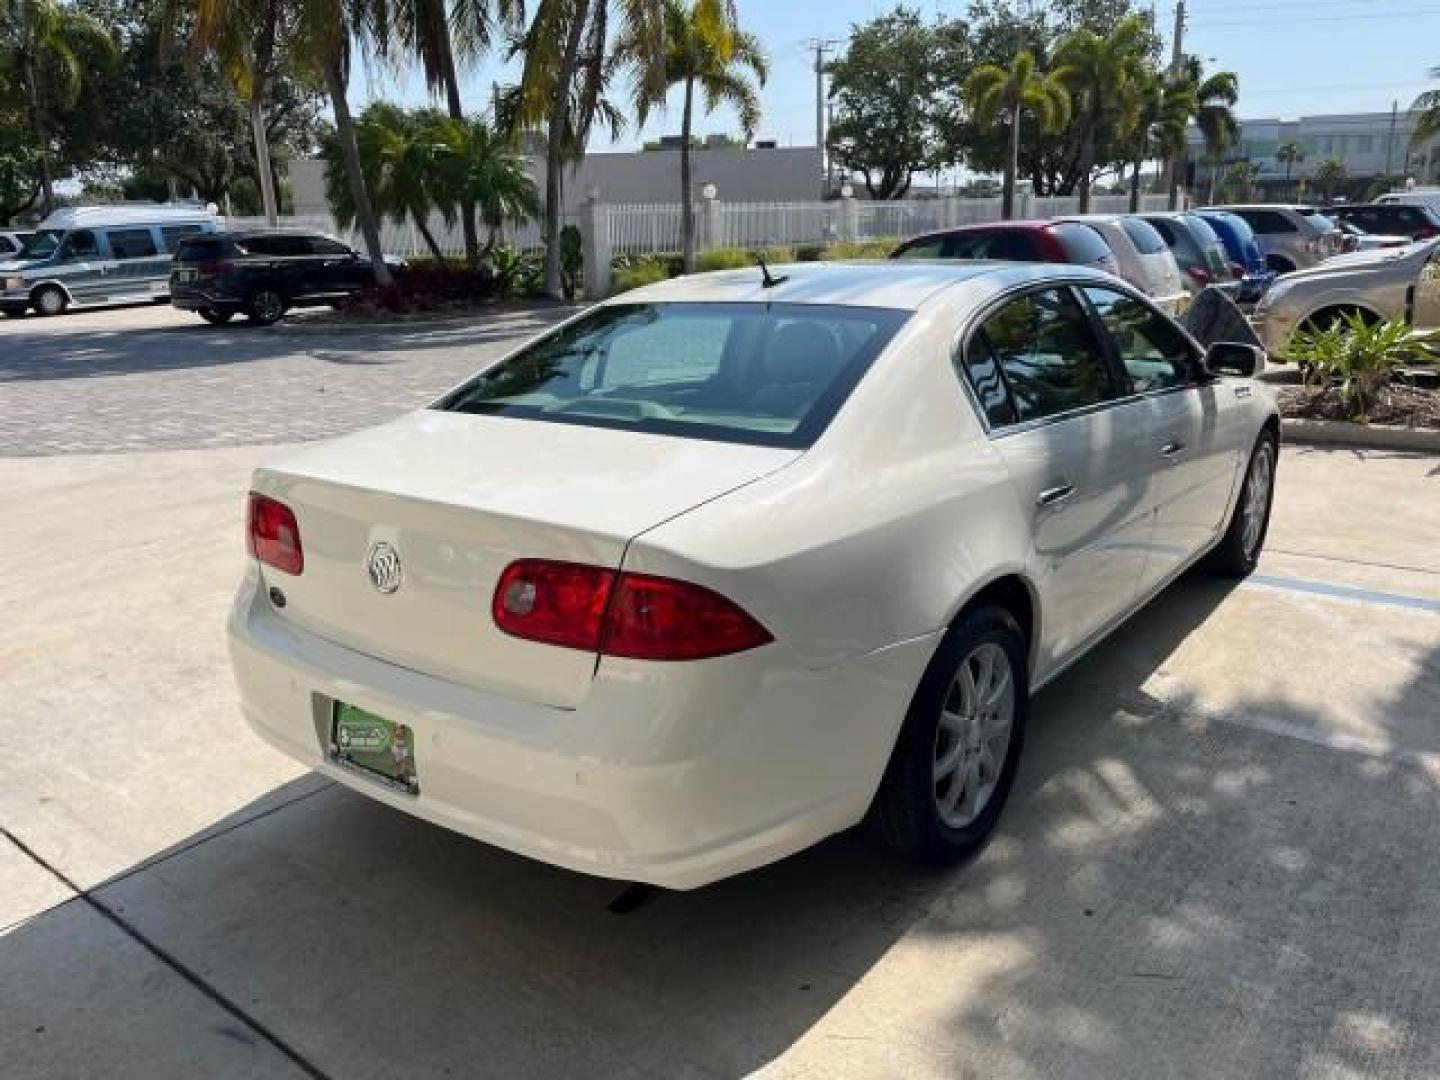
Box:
<box><xmin>1202</xmin><ymin>7</ymin><xmax>1440</xmax><ymax>23</ymax></box>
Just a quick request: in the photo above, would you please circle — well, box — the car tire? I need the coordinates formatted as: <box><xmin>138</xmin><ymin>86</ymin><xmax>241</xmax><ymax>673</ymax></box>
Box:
<box><xmin>247</xmin><ymin>289</ymin><xmax>286</xmax><ymax>326</ymax></box>
<box><xmin>866</xmin><ymin>605</ymin><xmax>1028</xmax><ymax>866</ymax></box>
<box><xmin>32</xmin><ymin>285</ymin><xmax>67</xmax><ymax>317</ymax></box>
<box><xmin>198</xmin><ymin>308</ymin><xmax>235</xmax><ymax>325</ymax></box>
<box><xmin>1206</xmin><ymin>429</ymin><xmax>1278</xmax><ymax>577</ymax></box>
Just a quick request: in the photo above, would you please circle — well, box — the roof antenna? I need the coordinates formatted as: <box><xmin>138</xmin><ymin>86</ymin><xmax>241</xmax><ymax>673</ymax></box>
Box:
<box><xmin>755</xmin><ymin>252</ymin><xmax>788</xmax><ymax>289</ymax></box>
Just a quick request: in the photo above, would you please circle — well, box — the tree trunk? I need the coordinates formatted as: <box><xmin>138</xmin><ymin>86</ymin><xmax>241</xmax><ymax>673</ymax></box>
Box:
<box><xmin>680</xmin><ymin>76</ymin><xmax>696</xmax><ymax>273</ymax></box>
<box><xmin>1003</xmin><ymin>102</ymin><xmax>1020</xmax><ymax>220</ymax></box>
<box><xmin>416</xmin><ymin>214</ymin><xmax>445</xmax><ymax>260</ymax></box>
<box><xmin>1077</xmin><ymin>121</ymin><xmax>1096</xmax><ymax>213</ymax></box>
<box><xmin>439</xmin><ymin>43</ymin><xmax>480</xmax><ymax>268</ymax></box>
<box><xmin>543</xmin><ymin>0</ymin><xmax>590</xmax><ymax>300</ymax></box>
<box><xmin>1167</xmin><ymin>148</ymin><xmax>1185</xmax><ymax>209</ymax></box>
<box><xmin>1128</xmin><ymin>151</ymin><xmax>1143</xmax><ymax>212</ymax></box>
<box><xmin>324</xmin><ymin>56</ymin><xmax>392</xmax><ymax>287</ymax></box>
<box><xmin>24</xmin><ymin>52</ymin><xmax>53</xmax><ymax>215</ymax></box>
<box><xmin>250</xmin><ymin>93</ymin><xmax>279</xmax><ymax>224</ymax></box>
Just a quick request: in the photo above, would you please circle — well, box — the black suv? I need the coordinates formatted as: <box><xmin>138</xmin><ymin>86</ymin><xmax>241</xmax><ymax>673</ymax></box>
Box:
<box><xmin>170</xmin><ymin>230</ymin><xmax>397</xmax><ymax>325</ymax></box>
<box><xmin>1326</xmin><ymin>203</ymin><xmax>1440</xmax><ymax>241</ymax></box>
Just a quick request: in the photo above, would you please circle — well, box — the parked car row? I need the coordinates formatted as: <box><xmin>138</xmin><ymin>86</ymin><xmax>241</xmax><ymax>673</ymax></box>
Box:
<box><xmin>0</xmin><ymin>204</ymin><xmax>395</xmax><ymax>325</ymax></box>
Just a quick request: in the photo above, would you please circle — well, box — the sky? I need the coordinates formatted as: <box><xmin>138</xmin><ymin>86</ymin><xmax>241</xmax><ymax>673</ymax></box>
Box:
<box><xmin>354</xmin><ymin>0</ymin><xmax>1440</xmax><ymax>152</ymax></box>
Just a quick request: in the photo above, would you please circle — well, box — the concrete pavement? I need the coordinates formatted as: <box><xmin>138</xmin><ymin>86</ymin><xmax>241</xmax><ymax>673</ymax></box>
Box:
<box><xmin>3</xmin><ymin>306</ymin><xmax>1440</xmax><ymax>1078</ymax></box>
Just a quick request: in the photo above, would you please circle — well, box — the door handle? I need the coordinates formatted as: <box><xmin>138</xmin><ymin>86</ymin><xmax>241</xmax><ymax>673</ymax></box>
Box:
<box><xmin>1159</xmin><ymin>439</ymin><xmax>1186</xmax><ymax>457</ymax></box>
<box><xmin>1037</xmin><ymin>483</ymin><xmax>1076</xmax><ymax>508</ymax></box>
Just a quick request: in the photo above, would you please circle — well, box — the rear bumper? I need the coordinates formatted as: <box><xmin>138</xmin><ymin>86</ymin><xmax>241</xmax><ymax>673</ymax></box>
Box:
<box><xmin>170</xmin><ymin>283</ymin><xmax>243</xmax><ymax>311</ymax></box>
<box><xmin>228</xmin><ymin>566</ymin><xmax>935</xmax><ymax>889</ymax></box>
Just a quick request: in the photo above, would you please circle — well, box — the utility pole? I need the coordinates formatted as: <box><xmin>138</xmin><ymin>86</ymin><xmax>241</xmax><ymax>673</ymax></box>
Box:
<box><xmin>1384</xmin><ymin>99</ymin><xmax>1399</xmax><ymax>181</ymax></box>
<box><xmin>806</xmin><ymin>39</ymin><xmax>842</xmax><ymax>195</ymax></box>
<box><xmin>1163</xmin><ymin>0</ymin><xmax>1187</xmax><ymax>208</ymax></box>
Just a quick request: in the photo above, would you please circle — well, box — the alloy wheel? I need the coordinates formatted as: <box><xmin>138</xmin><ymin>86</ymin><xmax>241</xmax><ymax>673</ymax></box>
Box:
<box><xmin>932</xmin><ymin>641</ymin><xmax>1016</xmax><ymax>830</ymax></box>
<box><xmin>1242</xmin><ymin>441</ymin><xmax>1274</xmax><ymax>561</ymax></box>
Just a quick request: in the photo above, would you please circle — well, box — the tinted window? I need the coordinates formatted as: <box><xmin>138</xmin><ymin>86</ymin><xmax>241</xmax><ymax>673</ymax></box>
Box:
<box><xmin>240</xmin><ymin>235</ymin><xmax>310</xmax><ymax>256</ymax></box>
<box><xmin>1301</xmin><ymin>212</ymin><xmax>1335</xmax><ymax>233</ymax></box>
<box><xmin>1146</xmin><ymin>216</ymin><xmax>1178</xmax><ymax>244</ymax></box>
<box><xmin>61</xmin><ymin>230</ymin><xmax>99</xmax><ymax>258</ymax></box>
<box><xmin>979</xmin><ymin>288</ymin><xmax>1119</xmax><ymax>421</ymax></box>
<box><xmin>1051</xmin><ymin>222</ymin><xmax>1115</xmax><ymax>266</ymax></box>
<box><xmin>957</xmin><ymin>333</ymin><xmax>1019</xmax><ymax>428</ymax></box>
<box><xmin>438</xmin><ymin>302</ymin><xmax>910</xmax><ymax>449</ymax></box>
<box><xmin>1082</xmin><ymin>287</ymin><xmax>1194</xmax><ymax>393</ymax></box>
<box><xmin>307</xmin><ymin>236</ymin><xmax>353</xmax><ymax>256</ymax></box>
<box><xmin>893</xmin><ymin>238</ymin><xmax>944</xmax><ymax>259</ymax></box>
<box><xmin>1238</xmin><ymin>210</ymin><xmax>1297</xmax><ymax>234</ymax></box>
<box><xmin>942</xmin><ymin>231</ymin><xmax>1040</xmax><ymax>261</ymax></box>
<box><xmin>161</xmin><ymin>224</ymin><xmax>206</xmax><ymax>252</ymax></box>
<box><xmin>1120</xmin><ymin>217</ymin><xmax>1168</xmax><ymax>255</ymax></box>
<box><xmin>0</xmin><ymin>237</ymin><xmax>14</xmax><ymax>255</ymax></box>
<box><xmin>175</xmin><ymin>238</ymin><xmax>226</xmax><ymax>263</ymax></box>
<box><xmin>107</xmin><ymin>228</ymin><xmax>159</xmax><ymax>259</ymax></box>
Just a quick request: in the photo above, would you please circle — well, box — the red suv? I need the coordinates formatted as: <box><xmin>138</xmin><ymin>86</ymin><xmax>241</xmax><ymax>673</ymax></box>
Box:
<box><xmin>891</xmin><ymin>220</ymin><xmax>1122</xmax><ymax>277</ymax></box>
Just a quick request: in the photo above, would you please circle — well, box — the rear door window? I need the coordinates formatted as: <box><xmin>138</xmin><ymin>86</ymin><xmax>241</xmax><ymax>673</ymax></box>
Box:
<box><xmin>1120</xmin><ymin>217</ymin><xmax>1169</xmax><ymax>255</ymax></box>
<box><xmin>438</xmin><ymin>302</ymin><xmax>910</xmax><ymax>448</ymax></box>
<box><xmin>977</xmin><ymin>287</ymin><xmax>1120</xmax><ymax>422</ymax></box>
<box><xmin>957</xmin><ymin>333</ymin><xmax>1019</xmax><ymax>428</ymax></box>
<box><xmin>306</xmin><ymin>236</ymin><xmax>354</xmax><ymax>256</ymax></box>
<box><xmin>106</xmin><ymin>228</ymin><xmax>159</xmax><ymax>260</ymax></box>
<box><xmin>1051</xmin><ymin>222</ymin><xmax>1115</xmax><ymax>266</ymax></box>
<box><xmin>61</xmin><ymin>230</ymin><xmax>99</xmax><ymax>258</ymax></box>
<box><xmin>892</xmin><ymin>238</ymin><xmax>945</xmax><ymax>259</ymax></box>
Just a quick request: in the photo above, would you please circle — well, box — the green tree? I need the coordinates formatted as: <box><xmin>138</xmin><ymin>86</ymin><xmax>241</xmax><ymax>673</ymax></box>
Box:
<box><xmin>621</xmin><ymin>0</ymin><xmax>767</xmax><ymax>272</ymax></box>
<box><xmin>447</xmin><ymin>116</ymin><xmax>538</xmax><ymax>254</ymax></box>
<box><xmin>1054</xmin><ymin>13</ymin><xmax>1149</xmax><ymax>212</ymax></box>
<box><xmin>0</xmin><ymin>122</ymin><xmax>40</xmax><ymax>223</ymax></box>
<box><xmin>1120</xmin><ymin>69</ymin><xmax>1191</xmax><ymax>212</ymax></box>
<box><xmin>1409</xmin><ymin>66</ymin><xmax>1440</xmax><ymax>148</ymax></box>
<box><xmin>1167</xmin><ymin>57</ymin><xmax>1238</xmax><ymax>208</ymax></box>
<box><xmin>827</xmin><ymin>6</ymin><xmax>943</xmax><ymax>200</ymax></box>
<box><xmin>1314</xmin><ymin>156</ymin><xmax>1348</xmax><ymax>202</ymax></box>
<box><xmin>1276</xmin><ymin>140</ymin><xmax>1305</xmax><ymax>200</ymax></box>
<box><xmin>1223</xmin><ymin>159</ymin><xmax>1258</xmax><ymax>203</ymax></box>
<box><xmin>0</xmin><ymin>0</ymin><xmax>116</xmax><ymax>213</ymax></box>
<box><xmin>509</xmin><ymin>0</ymin><xmax>666</xmax><ymax>298</ymax></box>
<box><xmin>965</xmin><ymin>48</ymin><xmax>1069</xmax><ymax>219</ymax></box>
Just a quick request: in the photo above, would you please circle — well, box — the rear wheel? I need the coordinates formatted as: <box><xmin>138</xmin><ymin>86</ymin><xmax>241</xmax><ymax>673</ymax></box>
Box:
<box><xmin>32</xmin><ymin>285</ymin><xmax>67</xmax><ymax>317</ymax></box>
<box><xmin>247</xmin><ymin>288</ymin><xmax>285</xmax><ymax>326</ymax></box>
<box><xmin>1207</xmin><ymin>430</ymin><xmax>1278</xmax><ymax>577</ymax></box>
<box><xmin>867</xmin><ymin>606</ymin><xmax>1028</xmax><ymax>865</ymax></box>
<box><xmin>198</xmin><ymin>308</ymin><xmax>234</xmax><ymax>325</ymax></box>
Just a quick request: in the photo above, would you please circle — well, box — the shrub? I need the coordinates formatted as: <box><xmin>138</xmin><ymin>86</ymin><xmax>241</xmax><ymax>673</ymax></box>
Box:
<box><xmin>694</xmin><ymin>247</ymin><xmax>754</xmax><ymax>272</ymax></box>
<box><xmin>489</xmin><ymin>245</ymin><xmax>544</xmax><ymax>298</ymax></box>
<box><xmin>610</xmin><ymin>260</ymin><xmax>670</xmax><ymax>295</ymax></box>
<box><xmin>794</xmin><ymin>243</ymin><xmax>827</xmax><ymax>262</ymax></box>
<box><xmin>340</xmin><ymin>263</ymin><xmax>498</xmax><ymax>314</ymax></box>
<box><xmin>819</xmin><ymin>239</ymin><xmax>901</xmax><ymax>260</ymax></box>
<box><xmin>1283</xmin><ymin>314</ymin><xmax>1440</xmax><ymax>420</ymax></box>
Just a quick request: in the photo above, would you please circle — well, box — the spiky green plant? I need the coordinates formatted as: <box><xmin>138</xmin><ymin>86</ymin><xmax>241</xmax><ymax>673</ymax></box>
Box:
<box><xmin>1284</xmin><ymin>314</ymin><xmax>1440</xmax><ymax>421</ymax></box>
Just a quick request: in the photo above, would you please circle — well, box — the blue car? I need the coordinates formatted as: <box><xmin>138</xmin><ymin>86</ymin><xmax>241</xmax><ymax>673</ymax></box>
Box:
<box><xmin>1194</xmin><ymin>210</ymin><xmax>1275</xmax><ymax>303</ymax></box>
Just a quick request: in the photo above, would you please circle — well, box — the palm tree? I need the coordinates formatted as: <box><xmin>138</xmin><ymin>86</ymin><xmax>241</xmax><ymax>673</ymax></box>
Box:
<box><xmin>1276</xmin><ymin>140</ymin><xmax>1305</xmax><ymax>200</ymax></box>
<box><xmin>1167</xmin><ymin>57</ymin><xmax>1239</xmax><ymax>208</ymax></box>
<box><xmin>1410</xmin><ymin>66</ymin><xmax>1440</xmax><ymax>148</ymax></box>
<box><xmin>509</xmin><ymin>0</ymin><xmax>666</xmax><ymax>298</ymax></box>
<box><xmin>0</xmin><ymin>0</ymin><xmax>115</xmax><ymax>214</ymax></box>
<box><xmin>965</xmin><ymin>49</ymin><xmax>1069</xmax><ymax>220</ymax></box>
<box><xmin>1054</xmin><ymin>14</ymin><xmax>1149</xmax><ymax>213</ymax></box>
<box><xmin>1223</xmin><ymin>160</ymin><xmax>1258</xmax><ymax>203</ymax></box>
<box><xmin>449</xmin><ymin>118</ymin><xmax>539</xmax><ymax>254</ymax></box>
<box><xmin>1120</xmin><ymin>70</ymin><xmax>1192</xmax><ymax>213</ymax></box>
<box><xmin>1314</xmin><ymin>156</ymin><xmax>1348</xmax><ymax>203</ymax></box>
<box><xmin>620</xmin><ymin>0</ymin><xmax>766</xmax><ymax>272</ymax></box>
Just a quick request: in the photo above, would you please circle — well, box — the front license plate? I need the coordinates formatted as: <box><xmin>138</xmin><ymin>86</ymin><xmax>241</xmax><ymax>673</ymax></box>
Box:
<box><xmin>330</xmin><ymin>702</ymin><xmax>419</xmax><ymax>794</ymax></box>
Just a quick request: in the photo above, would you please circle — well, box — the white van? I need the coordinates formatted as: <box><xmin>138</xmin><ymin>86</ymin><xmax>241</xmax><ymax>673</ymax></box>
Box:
<box><xmin>0</xmin><ymin>204</ymin><xmax>220</xmax><ymax>317</ymax></box>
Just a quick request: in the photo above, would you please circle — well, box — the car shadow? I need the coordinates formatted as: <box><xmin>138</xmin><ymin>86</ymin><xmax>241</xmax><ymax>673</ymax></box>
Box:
<box><xmin>5</xmin><ymin>575</ymin><xmax>1439</xmax><ymax>1078</ymax></box>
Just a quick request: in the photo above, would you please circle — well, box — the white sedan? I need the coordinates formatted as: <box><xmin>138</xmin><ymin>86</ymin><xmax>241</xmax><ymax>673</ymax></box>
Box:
<box><xmin>229</xmin><ymin>262</ymin><xmax>1279</xmax><ymax>889</ymax></box>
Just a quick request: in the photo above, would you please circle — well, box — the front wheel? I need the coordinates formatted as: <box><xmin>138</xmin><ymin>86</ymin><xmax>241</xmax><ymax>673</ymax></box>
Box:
<box><xmin>866</xmin><ymin>606</ymin><xmax>1028</xmax><ymax>865</ymax></box>
<box><xmin>32</xmin><ymin>285</ymin><xmax>67</xmax><ymax>317</ymax></box>
<box><xmin>1207</xmin><ymin>430</ymin><xmax>1278</xmax><ymax>577</ymax></box>
<box><xmin>247</xmin><ymin>289</ymin><xmax>286</xmax><ymax>326</ymax></box>
<box><xmin>198</xmin><ymin>308</ymin><xmax>234</xmax><ymax>325</ymax></box>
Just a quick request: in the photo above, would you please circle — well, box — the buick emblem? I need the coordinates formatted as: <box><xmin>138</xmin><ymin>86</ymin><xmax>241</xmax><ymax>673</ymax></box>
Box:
<box><xmin>366</xmin><ymin>542</ymin><xmax>403</xmax><ymax>594</ymax></box>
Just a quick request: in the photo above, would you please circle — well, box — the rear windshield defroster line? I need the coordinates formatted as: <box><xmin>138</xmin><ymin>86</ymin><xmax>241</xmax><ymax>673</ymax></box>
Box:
<box><xmin>435</xmin><ymin>302</ymin><xmax>912</xmax><ymax>449</ymax></box>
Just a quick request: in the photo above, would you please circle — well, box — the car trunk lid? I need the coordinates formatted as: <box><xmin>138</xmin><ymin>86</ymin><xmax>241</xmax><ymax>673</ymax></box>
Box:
<box><xmin>251</xmin><ymin>410</ymin><xmax>799</xmax><ymax>708</ymax></box>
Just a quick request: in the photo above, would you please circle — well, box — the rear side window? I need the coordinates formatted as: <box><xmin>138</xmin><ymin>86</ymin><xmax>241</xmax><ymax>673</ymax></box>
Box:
<box><xmin>957</xmin><ymin>334</ymin><xmax>1019</xmax><ymax>427</ymax></box>
<box><xmin>161</xmin><ymin>224</ymin><xmax>206</xmax><ymax>252</ymax></box>
<box><xmin>240</xmin><ymin>235</ymin><xmax>310</xmax><ymax>256</ymax></box>
<box><xmin>1051</xmin><ymin>222</ymin><xmax>1115</xmax><ymax>265</ymax></box>
<box><xmin>175</xmin><ymin>238</ymin><xmax>225</xmax><ymax>263</ymax></box>
<box><xmin>438</xmin><ymin>302</ymin><xmax>910</xmax><ymax>449</ymax></box>
<box><xmin>1120</xmin><ymin>217</ymin><xmax>1168</xmax><ymax>255</ymax></box>
<box><xmin>893</xmin><ymin>238</ymin><xmax>944</xmax><ymax>259</ymax></box>
<box><xmin>943</xmin><ymin>231</ymin><xmax>1041</xmax><ymax>261</ymax></box>
<box><xmin>307</xmin><ymin>236</ymin><xmax>353</xmax><ymax>256</ymax></box>
<box><xmin>977</xmin><ymin>287</ymin><xmax>1119</xmax><ymax>422</ymax></box>
<box><xmin>107</xmin><ymin>228</ymin><xmax>159</xmax><ymax>259</ymax></box>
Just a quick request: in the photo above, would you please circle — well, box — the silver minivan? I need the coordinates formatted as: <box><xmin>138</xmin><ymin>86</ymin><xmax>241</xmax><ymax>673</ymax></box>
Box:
<box><xmin>0</xmin><ymin>205</ymin><xmax>219</xmax><ymax>318</ymax></box>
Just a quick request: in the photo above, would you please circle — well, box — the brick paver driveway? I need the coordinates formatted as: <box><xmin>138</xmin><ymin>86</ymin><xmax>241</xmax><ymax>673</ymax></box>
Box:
<box><xmin>0</xmin><ymin>302</ymin><xmax>572</xmax><ymax>455</ymax></box>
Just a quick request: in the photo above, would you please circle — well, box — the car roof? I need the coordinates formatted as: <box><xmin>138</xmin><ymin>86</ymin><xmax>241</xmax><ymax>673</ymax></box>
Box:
<box><xmin>606</xmin><ymin>260</ymin><xmax>1120</xmax><ymax>312</ymax></box>
<box><xmin>1215</xmin><ymin>204</ymin><xmax>1320</xmax><ymax>213</ymax></box>
<box><xmin>39</xmin><ymin>205</ymin><xmax>218</xmax><ymax>229</ymax></box>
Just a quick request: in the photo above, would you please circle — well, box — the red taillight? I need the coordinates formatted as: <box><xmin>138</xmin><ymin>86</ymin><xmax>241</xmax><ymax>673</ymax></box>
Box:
<box><xmin>247</xmin><ymin>492</ymin><xmax>303</xmax><ymax>575</ymax></box>
<box><xmin>493</xmin><ymin>559</ymin><xmax>773</xmax><ymax>661</ymax></box>
<box><xmin>1187</xmin><ymin>266</ymin><xmax>1211</xmax><ymax>286</ymax></box>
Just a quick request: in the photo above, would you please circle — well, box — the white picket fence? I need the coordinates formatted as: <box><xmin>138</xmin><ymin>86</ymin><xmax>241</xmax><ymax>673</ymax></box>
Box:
<box><xmin>226</xmin><ymin>192</ymin><xmax>1175</xmax><ymax>262</ymax></box>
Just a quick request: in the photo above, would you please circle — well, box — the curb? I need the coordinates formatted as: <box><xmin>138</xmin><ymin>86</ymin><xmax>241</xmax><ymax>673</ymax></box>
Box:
<box><xmin>1282</xmin><ymin>417</ymin><xmax>1440</xmax><ymax>453</ymax></box>
<box><xmin>270</xmin><ymin>303</ymin><xmax>582</xmax><ymax>335</ymax></box>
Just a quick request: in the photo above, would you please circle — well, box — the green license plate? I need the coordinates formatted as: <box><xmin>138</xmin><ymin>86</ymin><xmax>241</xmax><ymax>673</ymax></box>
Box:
<box><xmin>330</xmin><ymin>702</ymin><xmax>419</xmax><ymax>794</ymax></box>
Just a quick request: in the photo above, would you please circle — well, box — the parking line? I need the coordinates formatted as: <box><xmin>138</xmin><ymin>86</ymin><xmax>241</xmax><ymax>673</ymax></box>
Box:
<box><xmin>1244</xmin><ymin>573</ymin><xmax>1440</xmax><ymax>614</ymax></box>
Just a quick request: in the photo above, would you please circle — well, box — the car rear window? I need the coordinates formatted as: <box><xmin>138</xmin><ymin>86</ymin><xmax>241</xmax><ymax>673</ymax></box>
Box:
<box><xmin>174</xmin><ymin>238</ymin><xmax>226</xmax><ymax>262</ymax></box>
<box><xmin>1051</xmin><ymin>222</ymin><xmax>1115</xmax><ymax>265</ymax></box>
<box><xmin>1119</xmin><ymin>217</ymin><xmax>1168</xmax><ymax>255</ymax></box>
<box><xmin>437</xmin><ymin>302</ymin><xmax>911</xmax><ymax>449</ymax></box>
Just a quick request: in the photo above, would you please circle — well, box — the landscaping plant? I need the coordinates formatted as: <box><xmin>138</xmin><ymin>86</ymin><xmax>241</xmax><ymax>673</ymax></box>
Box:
<box><xmin>1284</xmin><ymin>313</ymin><xmax>1440</xmax><ymax>422</ymax></box>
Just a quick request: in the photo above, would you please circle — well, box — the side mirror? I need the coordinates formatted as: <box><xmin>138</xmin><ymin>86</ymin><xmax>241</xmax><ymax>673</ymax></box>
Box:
<box><xmin>1205</xmin><ymin>340</ymin><xmax>1264</xmax><ymax>377</ymax></box>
